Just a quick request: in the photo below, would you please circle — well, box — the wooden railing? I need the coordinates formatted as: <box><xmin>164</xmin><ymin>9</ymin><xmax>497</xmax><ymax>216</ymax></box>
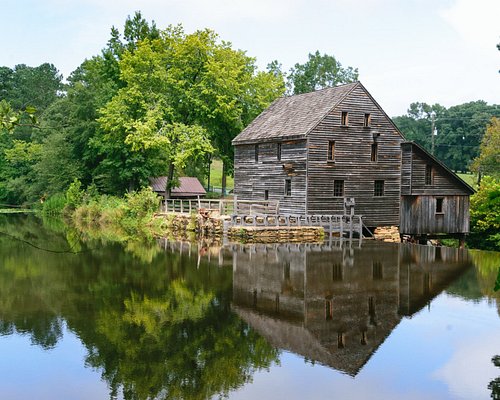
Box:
<box><xmin>228</xmin><ymin>213</ymin><xmax>363</xmax><ymax>238</ymax></box>
<box><xmin>161</xmin><ymin>198</ymin><xmax>279</xmax><ymax>216</ymax></box>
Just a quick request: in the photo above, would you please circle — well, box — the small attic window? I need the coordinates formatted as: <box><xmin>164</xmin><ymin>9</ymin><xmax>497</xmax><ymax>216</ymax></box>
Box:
<box><xmin>341</xmin><ymin>111</ymin><xmax>349</xmax><ymax>126</ymax></box>
<box><xmin>425</xmin><ymin>164</ymin><xmax>433</xmax><ymax>185</ymax></box>
<box><xmin>328</xmin><ymin>141</ymin><xmax>335</xmax><ymax>161</ymax></box>
<box><xmin>254</xmin><ymin>144</ymin><xmax>259</xmax><ymax>162</ymax></box>
<box><xmin>364</xmin><ymin>113</ymin><xmax>371</xmax><ymax>127</ymax></box>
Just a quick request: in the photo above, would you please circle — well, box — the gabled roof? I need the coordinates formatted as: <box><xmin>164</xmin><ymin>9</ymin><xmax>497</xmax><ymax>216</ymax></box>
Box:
<box><xmin>232</xmin><ymin>82</ymin><xmax>360</xmax><ymax>144</ymax></box>
<box><xmin>404</xmin><ymin>141</ymin><xmax>476</xmax><ymax>194</ymax></box>
<box><xmin>149</xmin><ymin>176</ymin><xmax>206</xmax><ymax>197</ymax></box>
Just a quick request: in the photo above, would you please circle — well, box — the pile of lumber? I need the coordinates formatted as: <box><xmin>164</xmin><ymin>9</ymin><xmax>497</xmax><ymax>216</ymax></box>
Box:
<box><xmin>373</xmin><ymin>226</ymin><xmax>400</xmax><ymax>243</ymax></box>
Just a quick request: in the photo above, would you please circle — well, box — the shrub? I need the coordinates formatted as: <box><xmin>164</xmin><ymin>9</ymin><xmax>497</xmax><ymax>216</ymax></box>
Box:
<box><xmin>65</xmin><ymin>179</ymin><xmax>84</xmax><ymax>210</ymax></box>
<box><xmin>42</xmin><ymin>193</ymin><xmax>67</xmax><ymax>216</ymax></box>
<box><xmin>468</xmin><ymin>177</ymin><xmax>500</xmax><ymax>251</ymax></box>
<box><xmin>124</xmin><ymin>187</ymin><xmax>160</xmax><ymax>220</ymax></box>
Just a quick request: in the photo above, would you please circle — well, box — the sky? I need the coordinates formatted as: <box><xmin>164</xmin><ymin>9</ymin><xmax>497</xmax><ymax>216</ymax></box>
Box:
<box><xmin>1</xmin><ymin>0</ymin><xmax>499</xmax><ymax>116</ymax></box>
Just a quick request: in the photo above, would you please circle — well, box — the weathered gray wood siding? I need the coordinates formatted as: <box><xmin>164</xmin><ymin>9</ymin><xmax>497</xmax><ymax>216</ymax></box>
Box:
<box><xmin>233</xmin><ymin>140</ymin><xmax>307</xmax><ymax>214</ymax></box>
<box><xmin>407</xmin><ymin>148</ymin><xmax>471</xmax><ymax>196</ymax></box>
<box><xmin>400</xmin><ymin>143</ymin><xmax>413</xmax><ymax>195</ymax></box>
<box><xmin>400</xmin><ymin>195</ymin><xmax>470</xmax><ymax>234</ymax></box>
<box><xmin>400</xmin><ymin>144</ymin><xmax>471</xmax><ymax>234</ymax></box>
<box><xmin>306</xmin><ymin>85</ymin><xmax>403</xmax><ymax>227</ymax></box>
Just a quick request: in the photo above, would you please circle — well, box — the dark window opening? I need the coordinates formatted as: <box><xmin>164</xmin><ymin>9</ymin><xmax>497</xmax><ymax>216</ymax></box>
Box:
<box><xmin>425</xmin><ymin>164</ymin><xmax>433</xmax><ymax>185</ymax></box>
<box><xmin>277</xmin><ymin>143</ymin><xmax>282</xmax><ymax>160</ymax></box>
<box><xmin>337</xmin><ymin>332</ymin><xmax>345</xmax><ymax>349</ymax></box>
<box><xmin>328</xmin><ymin>140</ymin><xmax>335</xmax><ymax>161</ymax></box>
<box><xmin>436</xmin><ymin>198</ymin><xmax>444</xmax><ymax>214</ymax></box>
<box><xmin>364</xmin><ymin>113</ymin><xmax>371</xmax><ymax>127</ymax></box>
<box><xmin>284</xmin><ymin>262</ymin><xmax>290</xmax><ymax>280</ymax></box>
<box><xmin>333</xmin><ymin>180</ymin><xmax>344</xmax><ymax>197</ymax></box>
<box><xmin>254</xmin><ymin>144</ymin><xmax>259</xmax><ymax>162</ymax></box>
<box><xmin>332</xmin><ymin>263</ymin><xmax>343</xmax><ymax>281</ymax></box>
<box><xmin>435</xmin><ymin>246</ymin><xmax>442</xmax><ymax>261</ymax></box>
<box><xmin>372</xmin><ymin>262</ymin><xmax>383</xmax><ymax>280</ymax></box>
<box><xmin>284</xmin><ymin>179</ymin><xmax>291</xmax><ymax>196</ymax></box>
<box><xmin>341</xmin><ymin>111</ymin><xmax>348</xmax><ymax>126</ymax></box>
<box><xmin>423</xmin><ymin>273</ymin><xmax>431</xmax><ymax>296</ymax></box>
<box><xmin>275</xmin><ymin>294</ymin><xmax>280</xmax><ymax>313</ymax></box>
<box><xmin>368</xmin><ymin>296</ymin><xmax>377</xmax><ymax>326</ymax></box>
<box><xmin>325</xmin><ymin>299</ymin><xmax>333</xmax><ymax>320</ymax></box>
<box><xmin>371</xmin><ymin>143</ymin><xmax>378</xmax><ymax>162</ymax></box>
<box><xmin>361</xmin><ymin>330</ymin><xmax>368</xmax><ymax>345</ymax></box>
<box><xmin>264</xmin><ymin>190</ymin><xmax>269</xmax><ymax>200</ymax></box>
<box><xmin>374</xmin><ymin>180</ymin><xmax>384</xmax><ymax>197</ymax></box>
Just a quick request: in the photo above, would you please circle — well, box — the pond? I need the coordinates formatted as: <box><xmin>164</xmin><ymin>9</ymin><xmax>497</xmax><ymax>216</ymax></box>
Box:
<box><xmin>0</xmin><ymin>214</ymin><xmax>499</xmax><ymax>400</ymax></box>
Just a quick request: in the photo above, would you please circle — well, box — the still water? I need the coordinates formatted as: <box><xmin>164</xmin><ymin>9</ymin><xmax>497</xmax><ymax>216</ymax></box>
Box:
<box><xmin>0</xmin><ymin>214</ymin><xmax>499</xmax><ymax>400</ymax></box>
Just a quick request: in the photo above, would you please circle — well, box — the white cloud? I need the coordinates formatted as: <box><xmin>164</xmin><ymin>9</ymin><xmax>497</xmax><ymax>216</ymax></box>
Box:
<box><xmin>440</xmin><ymin>0</ymin><xmax>500</xmax><ymax>50</ymax></box>
<box><xmin>433</xmin><ymin>331</ymin><xmax>500</xmax><ymax>400</ymax></box>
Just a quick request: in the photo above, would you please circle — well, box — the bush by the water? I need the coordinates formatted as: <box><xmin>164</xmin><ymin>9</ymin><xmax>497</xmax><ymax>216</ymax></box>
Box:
<box><xmin>468</xmin><ymin>177</ymin><xmax>500</xmax><ymax>251</ymax></box>
<box><xmin>41</xmin><ymin>193</ymin><xmax>67</xmax><ymax>216</ymax></box>
<box><xmin>71</xmin><ymin>186</ymin><xmax>160</xmax><ymax>236</ymax></box>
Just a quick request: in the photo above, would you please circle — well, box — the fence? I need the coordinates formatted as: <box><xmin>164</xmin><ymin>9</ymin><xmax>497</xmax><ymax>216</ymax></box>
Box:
<box><xmin>228</xmin><ymin>213</ymin><xmax>364</xmax><ymax>238</ymax></box>
<box><xmin>161</xmin><ymin>198</ymin><xmax>279</xmax><ymax>216</ymax></box>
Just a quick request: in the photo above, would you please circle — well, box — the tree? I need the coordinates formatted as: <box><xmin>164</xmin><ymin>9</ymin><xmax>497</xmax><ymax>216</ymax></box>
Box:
<box><xmin>287</xmin><ymin>50</ymin><xmax>358</xmax><ymax>95</ymax></box>
<box><xmin>393</xmin><ymin>101</ymin><xmax>500</xmax><ymax>172</ymax></box>
<box><xmin>98</xmin><ymin>25</ymin><xmax>284</xmax><ymax>197</ymax></box>
<box><xmin>471</xmin><ymin>117</ymin><xmax>500</xmax><ymax>181</ymax></box>
<box><xmin>393</xmin><ymin>102</ymin><xmax>446</xmax><ymax>152</ymax></box>
<box><xmin>468</xmin><ymin>177</ymin><xmax>500</xmax><ymax>251</ymax></box>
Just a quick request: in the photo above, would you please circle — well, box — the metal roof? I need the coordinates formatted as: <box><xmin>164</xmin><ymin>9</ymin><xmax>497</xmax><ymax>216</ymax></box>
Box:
<box><xmin>149</xmin><ymin>176</ymin><xmax>206</xmax><ymax>197</ymax></box>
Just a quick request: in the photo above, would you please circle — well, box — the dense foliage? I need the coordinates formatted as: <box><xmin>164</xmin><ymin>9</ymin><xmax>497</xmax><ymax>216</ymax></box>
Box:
<box><xmin>393</xmin><ymin>102</ymin><xmax>500</xmax><ymax>172</ymax></box>
<box><xmin>467</xmin><ymin>177</ymin><xmax>500</xmax><ymax>251</ymax></box>
<box><xmin>0</xmin><ymin>12</ymin><xmax>284</xmax><ymax>204</ymax></box>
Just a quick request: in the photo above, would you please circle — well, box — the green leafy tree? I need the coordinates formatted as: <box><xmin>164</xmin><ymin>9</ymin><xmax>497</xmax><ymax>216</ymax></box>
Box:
<box><xmin>394</xmin><ymin>101</ymin><xmax>500</xmax><ymax>172</ymax></box>
<box><xmin>287</xmin><ymin>50</ymin><xmax>358</xmax><ymax>94</ymax></box>
<box><xmin>98</xmin><ymin>25</ymin><xmax>283</xmax><ymax>197</ymax></box>
<box><xmin>471</xmin><ymin>117</ymin><xmax>500</xmax><ymax>181</ymax></box>
<box><xmin>468</xmin><ymin>177</ymin><xmax>500</xmax><ymax>251</ymax></box>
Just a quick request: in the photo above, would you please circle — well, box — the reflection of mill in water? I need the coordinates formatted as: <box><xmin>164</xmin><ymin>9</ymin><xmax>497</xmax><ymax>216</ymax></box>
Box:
<box><xmin>230</xmin><ymin>241</ymin><xmax>473</xmax><ymax>376</ymax></box>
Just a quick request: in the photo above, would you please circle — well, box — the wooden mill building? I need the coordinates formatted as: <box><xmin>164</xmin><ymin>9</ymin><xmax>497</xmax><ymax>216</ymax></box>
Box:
<box><xmin>232</xmin><ymin>82</ymin><xmax>474</xmax><ymax>238</ymax></box>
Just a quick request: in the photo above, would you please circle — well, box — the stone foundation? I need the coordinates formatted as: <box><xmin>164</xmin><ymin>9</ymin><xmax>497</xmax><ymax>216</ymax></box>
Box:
<box><xmin>155</xmin><ymin>209</ymin><xmax>324</xmax><ymax>243</ymax></box>
<box><xmin>155</xmin><ymin>209</ymin><xmax>229</xmax><ymax>237</ymax></box>
<box><xmin>227</xmin><ymin>226</ymin><xmax>324</xmax><ymax>243</ymax></box>
<box><xmin>373</xmin><ymin>226</ymin><xmax>401</xmax><ymax>243</ymax></box>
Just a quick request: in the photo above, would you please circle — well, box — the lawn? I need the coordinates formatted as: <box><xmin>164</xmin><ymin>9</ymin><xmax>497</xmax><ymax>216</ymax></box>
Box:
<box><xmin>457</xmin><ymin>173</ymin><xmax>477</xmax><ymax>188</ymax></box>
<box><xmin>208</xmin><ymin>159</ymin><xmax>234</xmax><ymax>191</ymax></box>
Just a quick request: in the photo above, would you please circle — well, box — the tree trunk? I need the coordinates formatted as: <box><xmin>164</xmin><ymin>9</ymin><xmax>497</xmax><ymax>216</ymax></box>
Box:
<box><xmin>221</xmin><ymin>161</ymin><xmax>227</xmax><ymax>198</ymax></box>
<box><xmin>165</xmin><ymin>162</ymin><xmax>175</xmax><ymax>200</ymax></box>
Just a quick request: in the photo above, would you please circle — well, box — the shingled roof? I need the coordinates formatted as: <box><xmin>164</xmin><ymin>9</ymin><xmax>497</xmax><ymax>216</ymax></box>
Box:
<box><xmin>232</xmin><ymin>82</ymin><xmax>359</xmax><ymax>144</ymax></box>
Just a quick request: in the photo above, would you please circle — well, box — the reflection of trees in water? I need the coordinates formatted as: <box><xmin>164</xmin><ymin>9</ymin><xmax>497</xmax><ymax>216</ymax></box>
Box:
<box><xmin>0</xmin><ymin>215</ymin><xmax>278</xmax><ymax>400</ymax></box>
<box><xmin>490</xmin><ymin>355</ymin><xmax>500</xmax><ymax>400</ymax></box>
